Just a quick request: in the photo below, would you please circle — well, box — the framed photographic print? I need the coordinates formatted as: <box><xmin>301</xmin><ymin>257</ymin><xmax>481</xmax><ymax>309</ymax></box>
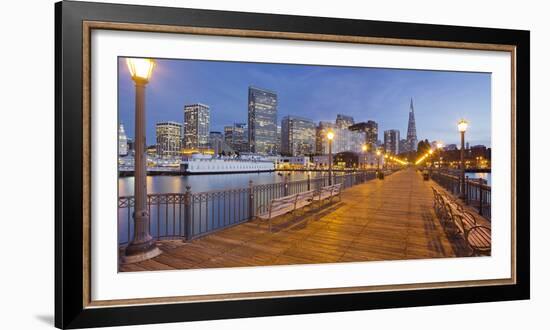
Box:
<box><xmin>55</xmin><ymin>0</ymin><xmax>530</xmax><ymax>328</ymax></box>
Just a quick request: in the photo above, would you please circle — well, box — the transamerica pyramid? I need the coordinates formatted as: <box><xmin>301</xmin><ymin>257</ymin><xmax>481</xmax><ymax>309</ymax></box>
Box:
<box><xmin>406</xmin><ymin>98</ymin><xmax>418</xmax><ymax>152</ymax></box>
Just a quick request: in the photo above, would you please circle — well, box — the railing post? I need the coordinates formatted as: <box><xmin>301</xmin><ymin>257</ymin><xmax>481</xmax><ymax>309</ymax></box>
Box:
<box><xmin>248</xmin><ymin>180</ymin><xmax>254</xmax><ymax>220</ymax></box>
<box><xmin>184</xmin><ymin>185</ymin><xmax>192</xmax><ymax>241</ymax></box>
<box><xmin>307</xmin><ymin>173</ymin><xmax>311</xmax><ymax>191</ymax></box>
<box><xmin>479</xmin><ymin>178</ymin><xmax>483</xmax><ymax>216</ymax></box>
<box><xmin>464</xmin><ymin>175</ymin><xmax>471</xmax><ymax>205</ymax></box>
<box><xmin>284</xmin><ymin>175</ymin><xmax>289</xmax><ymax>196</ymax></box>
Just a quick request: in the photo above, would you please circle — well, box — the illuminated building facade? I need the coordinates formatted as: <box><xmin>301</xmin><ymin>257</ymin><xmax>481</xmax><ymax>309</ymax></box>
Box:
<box><xmin>155</xmin><ymin>121</ymin><xmax>182</xmax><ymax>157</ymax></box>
<box><xmin>248</xmin><ymin>87</ymin><xmax>278</xmax><ymax>154</ymax></box>
<box><xmin>184</xmin><ymin>103</ymin><xmax>210</xmax><ymax>150</ymax></box>
<box><xmin>281</xmin><ymin>116</ymin><xmax>315</xmax><ymax>156</ymax></box>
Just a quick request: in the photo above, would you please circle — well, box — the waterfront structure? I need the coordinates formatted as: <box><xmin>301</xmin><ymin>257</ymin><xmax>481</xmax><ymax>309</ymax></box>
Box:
<box><xmin>358</xmin><ymin>152</ymin><xmax>382</xmax><ymax>169</ymax></box>
<box><xmin>180</xmin><ymin>153</ymin><xmax>274</xmax><ymax>173</ymax></box>
<box><xmin>349</xmin><ymin>120</ymin><xmax>378</xmax><ymax>150</ymax></box>
<box><xmin>336</xmin><ymin>114</ymin><xmax>355</xmax><ymax>129</ymax></box>
<box><xmin>224</xmin><ymin>123</ymin><xmax>248</xmax><ymax>152</ymax></box>
<box><xmin>275</xmin><ymin>156</ymin><xmax>311</xmax><ymax>169</ymax></box>
<box><xmin>155</xmin><ymin>121</ymin><xmax>182</xmax><ymax>157</ymax></box>
<box><xmin>184</xmin><ymin>103</ymin><xmax>210</xmax><ymax>151</ymax></box>
<box><xmin>384</xmin><ymin>129</ymin><xmax>400</xmax><ymax>155</ymax></box>
<box><xmin>248</xmin><ymin>86</ymin><xmax>278</xmax><ymax>154</ymax></box>
<box><xmin>281</xmin><ymin>116</ymin><xmax>315</xmax><ymax>156</ymax></box>
<box><xmin>406</xmin><ymin>98</ymin><xmax>418</xmax><ymax>152</ymax></box>
<box><xmin>118</xmin><ymin>123</ymin><xmax>129</xmax><ymax>156</ymax></box>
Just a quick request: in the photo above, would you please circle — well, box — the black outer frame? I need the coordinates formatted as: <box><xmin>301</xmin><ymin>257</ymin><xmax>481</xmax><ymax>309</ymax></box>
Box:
<box><xmin>55</xmin><ymin>0</ymin><xmax>530</xmax><ymax>328</ymax></box>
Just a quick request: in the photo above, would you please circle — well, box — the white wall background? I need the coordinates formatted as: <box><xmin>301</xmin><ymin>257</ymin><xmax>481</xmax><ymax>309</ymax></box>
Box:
<box><xmin>0</xmin><ymin>0</ymin><xmax>545</xmax><ymax>329</ymax></box>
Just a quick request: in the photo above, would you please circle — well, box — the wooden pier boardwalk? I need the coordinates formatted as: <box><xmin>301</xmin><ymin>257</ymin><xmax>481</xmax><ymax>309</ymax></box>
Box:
<box><xmin>120</xmin><ymin>168</ymin><xmax>488</xmax><ymax>272</ymax></box>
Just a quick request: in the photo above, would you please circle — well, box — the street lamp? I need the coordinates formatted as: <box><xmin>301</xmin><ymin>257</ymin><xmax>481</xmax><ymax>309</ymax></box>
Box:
<box><xmin>327</xmin><ymin>130</ymin><xmax>334</xmax><ymax>185</ymax></box>
<box><xmin>376</xmin><ymin>149</ymin><xmax>381</xmax><ymax>171</ymax></box>
<box><xmin>361</xmin><ymin>144</ymin><xmax>367</xmax><ymax>170</ymax></box>
<box><xmin>123</xmin><ymin>58</ymin><xmax>161</xmax><ymax>263</ymax></box>
<box><xmin>458</xmin><ymin>119</ymin><xmax>468</xmax><ymax>201</ymax></box>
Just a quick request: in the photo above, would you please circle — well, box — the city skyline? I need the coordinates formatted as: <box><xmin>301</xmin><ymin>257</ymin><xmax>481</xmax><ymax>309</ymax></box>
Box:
<box><xmin>118</xmin><ymin>57</ymin><xmax>491</xmax><ymax>148</ymax></box>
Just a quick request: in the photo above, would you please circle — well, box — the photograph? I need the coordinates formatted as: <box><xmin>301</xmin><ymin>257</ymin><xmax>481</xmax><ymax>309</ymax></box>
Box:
<box><xmin>49</xmin><ymin>1</ymin><xmax>532</xmax><ymax>328</ymax></box>
<box><xmin>117</xmin><ymin>57</ymin><xmax>492</xmax><ymax>271</ymax></box>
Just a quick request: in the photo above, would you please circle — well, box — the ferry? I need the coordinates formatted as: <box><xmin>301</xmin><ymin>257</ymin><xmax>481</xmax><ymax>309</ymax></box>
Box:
<box><xmin>180</xmin><ymin>154</ymin><xmax>275</xmax><ymax>174</ymax></box>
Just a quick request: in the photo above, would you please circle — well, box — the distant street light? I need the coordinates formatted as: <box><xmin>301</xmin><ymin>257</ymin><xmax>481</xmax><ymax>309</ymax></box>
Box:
<box><xmin>123</xmin><ymin>58</ymin><xmax>161</xmax><ymax>263</ymax></box>
<box><xmin>327</xmin><ymin>130</ymin><xmax>334</xmax><ymax>185</ymax></box>
<box><xmin>361</xmin><ymin>144</ymin><xmax>367</xmax><ymax>169</ymax></box>
<box><xmin>376</xmin><ymin>149</ymin><xmax>381</xmax><ymax>171</ymax></box>
<box><xmin>458</xmin><ymin>119</ymin><xmax>469</xmax><ymax>201</ymax></box>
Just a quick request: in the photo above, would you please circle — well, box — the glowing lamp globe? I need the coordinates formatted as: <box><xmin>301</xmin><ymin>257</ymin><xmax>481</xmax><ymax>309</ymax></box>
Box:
<box><xmin>126</xmin><ymin>58</ymin><xmax>156</xmax><ymax>83</ymax></box>
<box><xmin>457</xmin><ymin>119</ymin><xmax>468</xmax><ymax>133</ymax></box>
<box><xmin>327</xmin><ymin>131</ymin><xmax>335</xmax><ymax>140</ymax></box>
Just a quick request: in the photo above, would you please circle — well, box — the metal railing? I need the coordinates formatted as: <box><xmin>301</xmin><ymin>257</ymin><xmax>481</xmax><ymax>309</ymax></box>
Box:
<box><xmin>118</xmin><ymin>170</ymin><xmax>383</xmax><ymax>245</ymax></box>
<box><xmin>430</xmin><ymin>171</ymin><xmax>491</xmax><ymax>219</ymax></box>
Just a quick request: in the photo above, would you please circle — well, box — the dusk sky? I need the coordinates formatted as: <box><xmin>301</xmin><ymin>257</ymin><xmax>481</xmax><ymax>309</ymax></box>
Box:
<box><xmin>118</xmin><ymin>57</ymin><xmax>491</xmax><ymax>148</ymax></box>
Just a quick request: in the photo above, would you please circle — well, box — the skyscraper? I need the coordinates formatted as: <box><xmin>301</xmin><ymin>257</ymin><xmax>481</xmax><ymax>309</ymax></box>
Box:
<box><xmin>335</xmin><ymin>114</ymin><xmax>355</xmax><ymax>129</ymax></box>
<box><xmin>349</xmin><ymin>120</ymin><xmax>378</xmax><ymax>150</ymax></box>
<box><xmin>184</xmin><ymin>103</ymin><xmax>210</xmax><ymax>150</ymax></box>
<box><xmin>248</xmin><ymin>87</ymin><xmax>278</xmax><ymax>154</ymax></box>
<box><xmin>384</xmin><ymin>129</ymin><xmax>400</xmax><ymax>155</ymax></box>
<box><xmin>118</xmin><ymin>123</ymin><xmax>129</xmax><ymax>156</ymax></box>
<box><xmin>224</xmin><ymin>123</ymin><xmax>248</xmax><ymax>152</ymax></box>
<box><xmin>156</xmin><ymin>121</ymin><xmax>182</xmax><ymax>157</ymax></box>
<box><xmin>281</xmin><ymin>116</ymin><xmax>315</xmax><ymax>156</ymax></box>
<box><xmin>406</xmin><ymin>98</ymin><xmax>418</xmax><ymax>152</ymax></box>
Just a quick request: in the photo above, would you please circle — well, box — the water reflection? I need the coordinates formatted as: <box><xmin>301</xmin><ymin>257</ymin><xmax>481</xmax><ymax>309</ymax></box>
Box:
<box><xmin>119</xmin><ymin>171</ymin><xmax>327</xmax><ymax>196</ymax></box>
<box><xmin>467</xmin><ymin>172</ymin><xmax>491</xmax><ymax>186</ymax></box>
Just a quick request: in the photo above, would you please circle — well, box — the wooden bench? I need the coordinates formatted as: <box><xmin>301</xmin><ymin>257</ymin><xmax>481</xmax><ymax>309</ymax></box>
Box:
<box><xmin>256</xmin><ymin>190</ymin><xmax>317</xmax><ymax>232</ymax></box>
<box><xmin>313</xmin><ymin>183</ymin><xmax>342</xmax><ymax>206</ymax></box>
<box><xmin>432</xmin><ymin>187</ymin><xmax>491</xmax><ymax>256</ymax></box>
<box><xmin>295</xmin><ymin>190</ymin><xmax>315</xmax><ymax>212</ymax></box>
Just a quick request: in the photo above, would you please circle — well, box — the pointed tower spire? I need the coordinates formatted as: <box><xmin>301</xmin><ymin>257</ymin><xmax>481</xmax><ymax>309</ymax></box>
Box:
<box><xmin>406</xmin><ymin>98</ymin><xmax>418</xmax><ymax>152</ymax></box>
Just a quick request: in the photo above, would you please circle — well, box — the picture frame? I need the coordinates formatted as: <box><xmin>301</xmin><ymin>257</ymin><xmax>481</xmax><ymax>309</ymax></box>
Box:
<box><xmin>55</xmin><ymin>0</ymin><xmax>530</xmax><ymax>328</ymax></box>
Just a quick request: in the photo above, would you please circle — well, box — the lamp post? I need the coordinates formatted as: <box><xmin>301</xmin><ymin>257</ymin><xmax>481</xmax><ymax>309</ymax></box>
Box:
<box><xmin>458</xmin><ymin>119</ymin><xmax>468</xmax><ymax>201</ymax></box>
<box><xmin>123</xmin><ymin>58</ymin><xmax>162</xmax><ymax>263</ymax></box>
<box><xmin>327</xmin><ymin>130</ymin><xmax>334</xmax><ymax>185</ymax></box>
<box><xmin>376</xmin><ymin>149</ymin><xmax>381</xmax><ymax>179</ymax></box>
<box><xmin>361</xmin><ymin>144</ymin><xmax>367</xmax><ymax>170</ymax></box>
